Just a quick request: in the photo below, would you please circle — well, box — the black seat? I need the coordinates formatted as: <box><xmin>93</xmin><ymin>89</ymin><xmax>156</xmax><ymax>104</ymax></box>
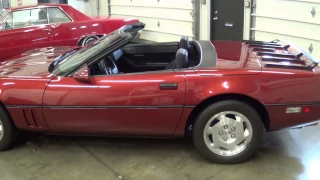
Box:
<box><xmin>166</xmin><ymin>48</ymin><xmax>188</xmax><ymax>70</ymax></box>
<box><xmin>110</xmin><ymin>49</ymin><xmax>123</xmax><ymax>62</ymax></box>
<box><xmin>165</xmin><ymin>37</ymin><xmax>190</xmax><ymax>69</ymax></box>
<box><xmin>179</xmin><ymin>36</ymin><xmax>191</xmax><ymax>50</ymax></box>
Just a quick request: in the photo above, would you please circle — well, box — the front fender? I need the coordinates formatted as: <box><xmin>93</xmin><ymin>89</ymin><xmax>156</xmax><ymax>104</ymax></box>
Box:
<box><xmin>0</xmin><ymin>77</ymin><xmax>53</xmax><ymax>131</ymax></box>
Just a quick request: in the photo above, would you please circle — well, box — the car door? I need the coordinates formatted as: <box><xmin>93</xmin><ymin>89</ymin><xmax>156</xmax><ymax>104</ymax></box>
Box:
<box><xmin>42</xmin><ymin>70</ymin><xmax>186</xmax><ymax>136</ymax></box>
<box><xmin>0</xmin><ymin>8</ymin><xmax>53</xmax><ymax>60</ymax></box>
<box><xmin>45</xmin><ymin>7</ymin><xmax>78</xmax><ymax>47</ymax></box>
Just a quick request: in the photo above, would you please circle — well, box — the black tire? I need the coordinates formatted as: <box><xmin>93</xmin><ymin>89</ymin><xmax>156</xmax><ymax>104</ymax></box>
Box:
<box><xmin>0</xmin><ymin>108</ymin><xmax>17</xmax><ymax>151</ymax></box>
<box><xmin>193</xmin><ymin>100</ymin><xmax>263</xmax><ymax>164</ymax></box>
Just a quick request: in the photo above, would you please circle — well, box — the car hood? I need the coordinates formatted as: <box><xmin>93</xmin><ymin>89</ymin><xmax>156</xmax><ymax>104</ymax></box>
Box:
<box><xmin>0</xmin><ymin>46</ymin><xmax>79</xmax><ymax>77</ymax></box>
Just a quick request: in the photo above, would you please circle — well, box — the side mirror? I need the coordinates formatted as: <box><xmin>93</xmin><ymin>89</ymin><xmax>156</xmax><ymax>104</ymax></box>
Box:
<box><xmin>74</xmin><ymin>64</ymin><xmax>90</xmax><ymax>83</ymax></box>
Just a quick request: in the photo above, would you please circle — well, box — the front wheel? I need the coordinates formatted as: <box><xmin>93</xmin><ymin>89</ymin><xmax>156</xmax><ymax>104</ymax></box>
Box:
<box><xmin>0</xmin><ymin>108</ymin><xmax>17</xmax><ymax>151</ymax></box>
<box><xmin>193</xmin><ymin>100</ymin><xmax>263</xmax><ymax>164</ymax></box>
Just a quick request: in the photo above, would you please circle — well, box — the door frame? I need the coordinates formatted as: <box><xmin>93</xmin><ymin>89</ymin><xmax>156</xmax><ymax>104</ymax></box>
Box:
<box><xmin>207</xmin><ymin>0</ymin><xmax>249</xmax><ymax>41</ymax></box>
<box><xmin>199</xmin><ymin>0</ymin><xmax>211</xmax><ymax>40</ymax></box>
<box><xmin>210</xmin><ymin>0</ymin><xmax>245</xmax><ymax>41</ymax></box>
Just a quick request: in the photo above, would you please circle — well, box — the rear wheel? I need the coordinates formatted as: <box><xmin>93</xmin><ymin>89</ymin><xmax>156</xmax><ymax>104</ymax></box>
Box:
<box><xmin>0</xmin><ymin>108</ymin><xmax>17</xmax><ymax>151</ymax></box>
<box><xmin>193</xmin><ymin>100</ymin><xmax>263</xmax><ymax>164</ymax></box>
<box><xmin>81</xmin><ymin>36</ymin><xmax>99</xmax><ymax>47</ymax></box>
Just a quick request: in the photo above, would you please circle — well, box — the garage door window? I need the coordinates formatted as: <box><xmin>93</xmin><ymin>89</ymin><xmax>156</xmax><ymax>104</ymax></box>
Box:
<box><xmin>48</xmin><ymin>7</ymin><xmax>71</xmax><ymax>24</ymax></box>
<box><xmin>2</xmin><ymin>8</ymin><xmax>49</xmax><ymax>30</ymax></box>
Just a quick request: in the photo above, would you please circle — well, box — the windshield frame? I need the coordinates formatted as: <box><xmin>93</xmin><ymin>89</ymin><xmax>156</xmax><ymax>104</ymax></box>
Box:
<box><xmin>51</xmin><ymin>23</ymin><xmax>145</xmax><ymax>76</ymax></box>
<box><xmin>0</xmin><ymin>9</ymin><xmax>9</xmax><ymax>27</ymax></box>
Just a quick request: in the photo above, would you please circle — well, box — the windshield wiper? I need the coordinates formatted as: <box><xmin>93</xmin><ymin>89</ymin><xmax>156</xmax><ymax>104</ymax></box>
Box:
<box><xmin>48</xmin><ymin>47</ymin><xmax>81</xmax><ymax>73</ymax></box>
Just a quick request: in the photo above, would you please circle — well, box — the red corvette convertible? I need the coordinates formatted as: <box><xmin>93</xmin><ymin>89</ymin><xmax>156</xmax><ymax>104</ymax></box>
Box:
<box><xmin>0</xmin><ymin>4</ymin><xmax>138</xmax><ymax>61</ymax></box>
<box><xmin>0</xmin><ymin>23</ymin><xmax>319</xmax><ymax>164</ymax></box>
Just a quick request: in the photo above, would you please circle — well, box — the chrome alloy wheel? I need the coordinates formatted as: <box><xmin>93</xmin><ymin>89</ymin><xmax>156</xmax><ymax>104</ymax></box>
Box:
<box><xmin>83</xmin><ymin>36</ymin><xmax>99</xmax><ymax>46</ymax></box>
<box><xmin>0</xmin><ymin>119</ymin><xmax>3</xmax><ymax>140</ymax></box>
<box><xmin>204</xmin><ymin>111</ymin><xmax>253</xmax><ymax>156</ymax></box>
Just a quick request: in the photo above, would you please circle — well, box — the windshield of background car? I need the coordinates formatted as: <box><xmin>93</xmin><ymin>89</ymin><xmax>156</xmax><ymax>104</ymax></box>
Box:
<box><xmin>0</xmin><ymin>10</ymin><xmax>8</xmax><ymax>22</ymax></box>
<box><xmin>51</xmin><ymin>29</ymin><xmax>128</xmax><ymax>76</ymax></box>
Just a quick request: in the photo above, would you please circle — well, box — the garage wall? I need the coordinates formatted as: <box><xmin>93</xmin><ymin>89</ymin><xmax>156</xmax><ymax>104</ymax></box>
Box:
<box><xmin>1</xmin><ymin>0</ymin><xmax>11</xmax><ymax>9</ymax></box>
<box><xmin>108</xmin><ymin>0</ymin><xmax>196</xmax><ymax>42</ymax></box>
<box><xmin>247</xmin><ymin>0</ymin><xmax>320</xmax><ymax>60</ymax></box>
<box><xmin>8</xmin><ymin>0</ymin><xmax>99</xmax><ymax>17</ymax></box>
<box><xmin>199</xmin><ymin>0</ymin><xmax>210</xmax><ymax>40</ymax></box>
<box><xmin>99</xmin><ymin>0</ymin><xmax>108</xmax><ymax>16</ymax></box>
<box><xmin>10</xmin><ymin>0</ymin><xmax>37</xmax><ymax>7</ymax></box>
<box><xmin>6</xmin><ymin>0</ymin><xmax>209</xmax><ymax>42</ymax></box>
<box><xmin>23</xmin><ymin>0</ymin><xmax>37</xmax><ymax>6</ymax></box>
<box><xmin>9</xmin><ymin>0</ymin><xmax>18</xmax><ymax>7</ymax></box>
<box><xmin>68</xmin><ymin>0</ymin><xmax>98</xmax><ymax>16</ymax></box>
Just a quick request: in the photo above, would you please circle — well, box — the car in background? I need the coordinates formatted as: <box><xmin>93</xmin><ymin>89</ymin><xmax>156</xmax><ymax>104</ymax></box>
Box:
<box><xmin>0</xmin><ymin>4</ymin><xmax>138</xmax><ymax>61</ymax></box>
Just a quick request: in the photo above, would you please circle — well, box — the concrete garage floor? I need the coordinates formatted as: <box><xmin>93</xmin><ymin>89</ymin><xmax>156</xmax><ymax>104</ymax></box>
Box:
<box><xmin>0</xmin><ymin>125</ymin><xmax>319</xmax><ymax>180</ymax></box>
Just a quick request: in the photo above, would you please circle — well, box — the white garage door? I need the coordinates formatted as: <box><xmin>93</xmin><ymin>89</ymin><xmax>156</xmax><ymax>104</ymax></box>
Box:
<box><xmin>108</xmin><ymin>0</ymin><xmax>196</xmax><ymax>42</ymax></box>
<box><xmin>250</xmin><ymin>0</ymin><xmax>320</xmax><ymax>60</ymax></box>
<box><xmin>1</xmin><ymin>0</ymin><xmax>10</xmax><ymax>10</ymax></box>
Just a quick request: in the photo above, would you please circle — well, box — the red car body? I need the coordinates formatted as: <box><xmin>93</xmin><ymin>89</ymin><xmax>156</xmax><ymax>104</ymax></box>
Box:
<box><xmin>1</xmin><ymin>27</ymin><xmax>320</xmax><ymax>138</ymax></box>
<box><xmin>0</xmin><ymin>4</ymin><xmax>138</xmax><ymax>61</ymax></box>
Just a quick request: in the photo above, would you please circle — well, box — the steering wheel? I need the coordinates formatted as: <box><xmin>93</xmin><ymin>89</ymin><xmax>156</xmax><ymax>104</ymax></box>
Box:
<box><xmin>104</xmin><ymin>57</ymin><xmax>119</xmax><ymax>75</ymax></box>
<box><xmin>109</xmin><ymin>57</ymin><xmax>119</xmax><ymax>74</ymax></box>
<box><xmin>90</xmin><ymin>57</ymin><xmax>119</xmax><ymax>76</ymax></box>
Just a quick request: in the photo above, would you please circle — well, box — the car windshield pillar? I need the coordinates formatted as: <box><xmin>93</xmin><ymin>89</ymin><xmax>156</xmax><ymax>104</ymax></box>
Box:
<box><xmin>0</xmin><ymin>10</ymin><xmax>8</xmax><ymax>26</ymax></box>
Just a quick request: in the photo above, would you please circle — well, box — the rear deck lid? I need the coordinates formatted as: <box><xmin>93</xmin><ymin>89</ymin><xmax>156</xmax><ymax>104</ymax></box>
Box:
<box><xmin>245</xmin><ymin>40</ymin><xmax>319</xmax><ymax>71</ymax></box>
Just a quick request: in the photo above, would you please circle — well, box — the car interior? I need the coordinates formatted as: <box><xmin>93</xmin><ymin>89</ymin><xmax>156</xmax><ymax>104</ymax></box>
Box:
<box><xmin>88</xmin><ymin>37</ymin><xmax>202</xmax><ymax>76</ymax></box>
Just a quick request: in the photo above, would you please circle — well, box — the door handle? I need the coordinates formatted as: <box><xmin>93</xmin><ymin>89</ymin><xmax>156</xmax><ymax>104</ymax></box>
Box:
<box><xmin>159</xmin><ymin>83</ymin><xmax>178</xmax><ymax>90</ymax></box>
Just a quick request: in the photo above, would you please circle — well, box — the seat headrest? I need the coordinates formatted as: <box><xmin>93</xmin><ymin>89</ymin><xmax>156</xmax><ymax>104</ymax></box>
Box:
<box><xmin>180</xmin><ymin>36</ymin><xmax>191</xmax><ymax>50</ymax></box>
<box><xmin>175</xmin><ymin>48</ymin><xmax>189</xmax><ymax>69</ymax></box>
<box><xmin>110</xmin><ymin>49</ymin><xmax>123</xmax><ymax>62</ymax></box>
<box><xmin>113</xmin><ymin>49</ymin><xmax>123</xmax><ymax>61</ymax></box>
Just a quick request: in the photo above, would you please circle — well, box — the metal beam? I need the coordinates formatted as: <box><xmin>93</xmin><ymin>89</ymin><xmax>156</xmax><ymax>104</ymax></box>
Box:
<box><xmin>194</xmin><ymin>0</ymin><xmax>200</xmax><ymax>40</ymax></box>
<box><xmin>108</xmin><ymin>0</ymin><xmax>111</xmax><ymax>16</ymax></box>
<box><xmin>249</xmin><ymin>0</ymin><xmax>256</xmax><ymax>40</ymax></box>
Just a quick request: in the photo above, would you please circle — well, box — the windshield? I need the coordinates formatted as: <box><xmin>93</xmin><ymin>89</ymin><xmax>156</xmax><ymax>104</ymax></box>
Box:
<box><xmin>0</xmin><ymin>10</ymin><xmax>8</xmax><ymax>22</ymax></box>
<box><xmin>51</xmin><ymin>29</ymin><xmax>129</xmax><ymax>76</ymax></box>
<box><xmin>50</xmin><ymin>22</ymin><xmax>145</xmax><ymax>76</ymax></box>
<box><xmin>48</xmin><ymin>47</ymin><xmax>81</xmax><ymax>73</ymax></box>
